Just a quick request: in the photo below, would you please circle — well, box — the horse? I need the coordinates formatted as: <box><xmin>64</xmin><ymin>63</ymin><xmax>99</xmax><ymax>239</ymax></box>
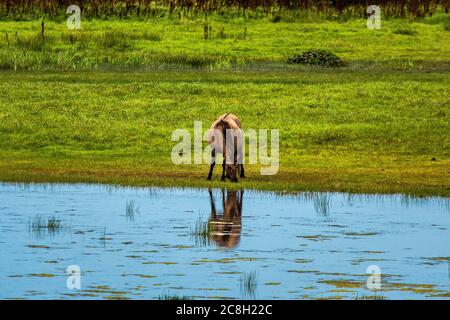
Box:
<box><xmin>208</xmin><ymin>189</ymin><xmax>243</xmax><ymax>248</ymax></box>
<box><xmin>206</xmin><ymin>113</ymin><xmax>245</xmax><ymax>182</ymax></box>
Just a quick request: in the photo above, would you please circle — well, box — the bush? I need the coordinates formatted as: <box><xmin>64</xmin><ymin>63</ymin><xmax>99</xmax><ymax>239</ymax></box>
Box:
<box><xmin>444</xmin><ymin>21</ymin><xmax>450</xmax><ymax>32</ymax></box>
<box><xmin>288</xmin><ymin>49</ymin><xmax>343</xmax><ymax>67</ymax></box>
<box><xmin>271</xmin><ymin>15</ymin><xmax>282</xmax><ymax>23</ymax></box>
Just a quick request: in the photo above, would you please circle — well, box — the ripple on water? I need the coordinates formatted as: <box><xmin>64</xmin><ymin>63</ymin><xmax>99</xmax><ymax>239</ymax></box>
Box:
<box><xmin>0</xmin><ymin>183</ymin><xmax>449</xmax><ymax>300</ymax></box>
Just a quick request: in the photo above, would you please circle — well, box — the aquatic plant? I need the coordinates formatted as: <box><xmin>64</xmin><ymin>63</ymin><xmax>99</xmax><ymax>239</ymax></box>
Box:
<box><xmin>158</xmin><ymin>292</ymin><xmax>191</xmax><ymax>300</ymax></box>
<box><xmin>240</xmin><ymin>271</ymin><xmax>258</xmax><ymax>299</ymax></box>
<box><xmin>300</xmin><ymin>192</ymin><xmax>331</xmax><ymax>217</ymax></box>
<box><xmin>28</xmin><ymin>215</ymin><xmax>68</xmax><ymax>238</ymax></box>
<box><xmin>125</xmin><ymin>199</ymin><xmax>139</xmax><ymax>221</ymax></box>
<box><xmin>99</xmin><ymin>226</ymin><xmax>112</xmax><ymax>247</ymax></box>
<box><xmin>189</xmin><ymin>217</ymin><xmax>211</xmax><ymax>247</ymax></box>
<box><xmin>354</xmin><ymin>293</ymin><xmax>386</xmax><ymax>300</ymax></box>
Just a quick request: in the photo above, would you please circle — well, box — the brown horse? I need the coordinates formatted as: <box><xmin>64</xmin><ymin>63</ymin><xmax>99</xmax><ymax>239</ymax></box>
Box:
<box><xmin>206</xmin><ymin>113</ymin><xmax>245</xmax><ymax>182</ymax></box>
<box><xmin>208</xmin><ymin>189</ymin><xmax>243</xmax><ymax>249</ymax></box>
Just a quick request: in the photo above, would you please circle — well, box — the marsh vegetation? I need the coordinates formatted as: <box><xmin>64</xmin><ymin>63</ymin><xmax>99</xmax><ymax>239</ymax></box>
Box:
<box><xmin>189</xmin><ymin>216</ymin><xmax>211</xmax><ymax>247</ymax></box>
<box><xmin>0</xmin><ymin>1</ymin><xmax>447</xmax><ymax>19</ymax></box>
<box><xmin>28</xmin><ymin>214</ymin><xmax>69</xmax><ymax>238</ymax></box>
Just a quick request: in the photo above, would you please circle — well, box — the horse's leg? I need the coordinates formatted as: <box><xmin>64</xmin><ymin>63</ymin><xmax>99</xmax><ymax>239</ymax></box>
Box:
<box><xmin>240</xmin><ymin>164</ymin><xmax>245</xmax><ymax>178</ymax></box>
<box><xmin>234</xmin><ymin>148</ymin><xmax>239</xmax><ymax>179</ymax></box>
<box><xmin>208</xmin><ymin>189</ymin><xmax>217</xmax><ymax>217</ymax></box>
<box><xmin>221</xmin><ymin>189</ymin><xmax>226</xmax><ymax>210</ymax></box>
<box><xmin>236</xmin><ymin>145</ymin><xmax>245</xmax><ymax>178</ymax></box>
<box><xmin>237</xmin><ymin>190</ymin><xmax>243</xmax><ymax>216</ymax></box>
<box><xmin>221</xmin><ymin>133</ymin><xmax>227</xmax><ymax>181</ymax></box>
<box><xmin>221</xmin><ymin>158</ymin><xmax>226</xmax><ymax>181</ymax></box>
<box><xmin>206</xmin><ymin>149</ymin><xmax>216</xmax><ymax>180</ymax></box>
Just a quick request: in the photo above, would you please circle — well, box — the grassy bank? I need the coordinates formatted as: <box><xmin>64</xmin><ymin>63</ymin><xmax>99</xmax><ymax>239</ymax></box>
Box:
<box><xmin>0</xmin><ymin>70</ymin><xmax>449</xmax><ymax>196</ymax></box>
<box><xmin>0</xmin><ymin>13</ymin><xmax>449</xmax><ymax>70</ymax></box>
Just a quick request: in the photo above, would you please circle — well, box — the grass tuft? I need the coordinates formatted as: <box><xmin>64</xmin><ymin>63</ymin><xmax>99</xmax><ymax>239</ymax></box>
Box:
<box><xmin>189</xmin><ymin>217</ymin><xmax>211</xmax><ymax>246</ymax></box>
<box><xmin>158</xmin><ymin>292</ymin><xmax>191</xmax><ymax>300</ymax></box>
<box><xmin>29</xmin><ymin>215</ymin><xmax>68</xmax><ymax>238</ymax></box>
<box><xmin>312</xmin><ymin>193</ymin><xmax>331</xmax><ymax>217</ymax></box>
<box><xmin>125</xmin><ymin>199</ymin><xmax>139</xmax><ymax>221</ymax></box>
<box><xmin>392</xmin><ymin>27</ymin><xmax>418</xmax><ymax>36</ymax></box>
<box><xmin>354</xmin><ymin>293</ymin><xmax>386</xmax><ymax>300</ymax></box>
<box><xmin>15</xmin><ymin>32</ymin><xmax>47</xmax><ymax>51</ymax></box>
<box><xmin>240</xmin><ymin>271</ymin><xmax>258</xmax><ymax>299</ymax></box>
<box><xmin>99</xmin><ymin>31</ymin><xmax>131</xmax><ymax>49</ymax></box>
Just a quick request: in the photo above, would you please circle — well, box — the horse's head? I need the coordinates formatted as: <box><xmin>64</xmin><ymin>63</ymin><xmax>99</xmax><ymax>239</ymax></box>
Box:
<box><xmin>225</xmin><ymin>163</ymin><xmax>238</xmax><ymax>182</ymax></box>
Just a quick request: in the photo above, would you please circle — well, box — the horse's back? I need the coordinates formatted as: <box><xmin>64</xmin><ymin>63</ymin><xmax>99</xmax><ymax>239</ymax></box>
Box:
<box><xmin>208</xmin><ymin>113</ymin><xmax>243</xmax><ymax>155</ymax></box>
<box><xmin>218</xmin><ymin>113</ymin><xmax>241</xmax><ymax>129</ymax></box>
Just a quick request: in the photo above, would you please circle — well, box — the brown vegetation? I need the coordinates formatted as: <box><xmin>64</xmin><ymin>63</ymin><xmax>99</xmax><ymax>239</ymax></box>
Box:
<box><xmin>0</xmin><ymin>0</ymin><xmax>448</xmax><ymax>18</ymax></box>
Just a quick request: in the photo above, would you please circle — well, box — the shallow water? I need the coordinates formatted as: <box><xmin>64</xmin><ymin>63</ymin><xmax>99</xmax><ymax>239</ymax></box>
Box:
<box><xmin>0</xmin><ymin>182</ymin><xmax>449</xmax><ymax>300</ymax></box>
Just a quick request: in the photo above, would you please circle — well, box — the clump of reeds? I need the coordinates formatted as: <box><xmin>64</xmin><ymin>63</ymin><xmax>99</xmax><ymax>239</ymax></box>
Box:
<box><xmin>125</xmin><ymin>199</ymin><xmax>139</xmax><ymax>221</ymax></box>
<box><xmin>240</xmin><ymin>271</ymin><xmax>258</xmax><ymax>299</ymax></box>
<box><xmin>313</xmin><ymin>193</ymin><xmax>331</xmax><ymax>217</ymax></box>
<box><xmin>158</xmin><ymin>292</ymin><xmax>192</xmax><ymax>300</ymax></box>
<box><xmin>189</xmin><ymin>216</ymin><xmax>211</xmax><ymax>246</ymax></box>
<box><xmin>28</xmin><ymin>215</ymin><xmax>68</xmax><ymax>238</ymax></box>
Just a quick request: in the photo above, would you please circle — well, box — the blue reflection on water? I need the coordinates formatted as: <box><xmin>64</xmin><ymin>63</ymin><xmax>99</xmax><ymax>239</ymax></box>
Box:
<box><xmin>0</xmin><ymin>182</ymin><xmax>448</xmax><ymax>299</ymax></box>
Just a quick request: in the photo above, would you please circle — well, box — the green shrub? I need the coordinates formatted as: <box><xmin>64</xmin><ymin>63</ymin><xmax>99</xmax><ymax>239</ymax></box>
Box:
<box><xmin>288</xmin><ymin>49</ymin><xmax>343</xmax><ymax>67</ymax></box>
<box><xmin>271</xmin><ymin>15</ymin><xmax>282</xmax><ymax>23</ymax></box>
<box><xmin>444</xmin><ymin>21</ymin><xmax>450</xmax><ymax>32</ymax></box>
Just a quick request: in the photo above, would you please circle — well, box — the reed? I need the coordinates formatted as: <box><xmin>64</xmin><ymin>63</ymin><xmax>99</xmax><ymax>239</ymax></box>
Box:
<box><xmin>240</xmin><ymin>271</ymin><xmax>258</xmax><ymax>299</ymax></box>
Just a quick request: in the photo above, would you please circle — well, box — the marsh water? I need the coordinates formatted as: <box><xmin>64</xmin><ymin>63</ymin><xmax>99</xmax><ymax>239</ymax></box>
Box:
<box><xmin>0</xmin><ymin>182</ymin><xmax>449</xmax><ymax>300</ymax></box>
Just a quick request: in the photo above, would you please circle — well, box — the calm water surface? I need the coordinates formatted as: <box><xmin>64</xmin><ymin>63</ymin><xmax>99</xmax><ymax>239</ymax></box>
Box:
<box><xmin>0</xmin><ymin>183</ymin><xmax>449</xmax><ymax>300</ymax></box>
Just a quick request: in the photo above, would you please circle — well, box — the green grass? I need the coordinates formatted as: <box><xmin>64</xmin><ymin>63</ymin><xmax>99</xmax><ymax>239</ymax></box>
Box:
<box><xmin>0</xmin><ymin>13</ymin><xmax>449</xmax><ymax>196</ymax></box>
<box><xmin>0</xmin><ymin>69</ymin><xmax>448</xmax><ymax>196</ymax></box>
<box><xmin>0</xmin><ymin>13</ymin><xmax>449</xmax><ymax>70</ymax></box>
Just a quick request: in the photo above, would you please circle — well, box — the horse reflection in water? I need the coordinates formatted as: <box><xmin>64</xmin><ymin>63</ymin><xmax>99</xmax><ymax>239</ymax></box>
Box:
<box><xmin>208</xmin><ymin>189</ymin><xmax>244</xmax><ymax>249</ymax></box>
